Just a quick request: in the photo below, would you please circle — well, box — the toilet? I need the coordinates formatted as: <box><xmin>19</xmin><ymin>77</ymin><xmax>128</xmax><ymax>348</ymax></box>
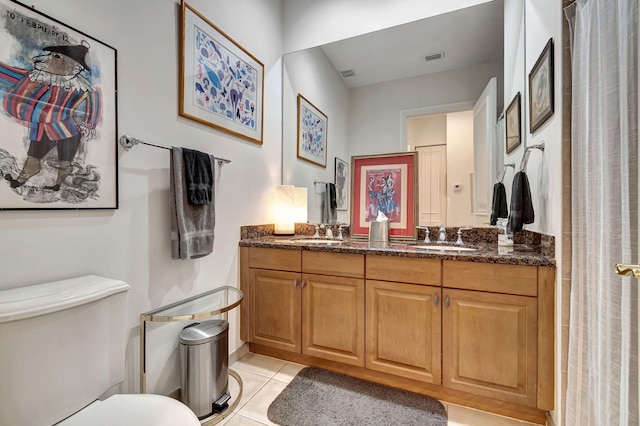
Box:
<box><xmin>0</xmin><ymin>275</ymin><xmax>200</xmax><ymax>426</ymax></box>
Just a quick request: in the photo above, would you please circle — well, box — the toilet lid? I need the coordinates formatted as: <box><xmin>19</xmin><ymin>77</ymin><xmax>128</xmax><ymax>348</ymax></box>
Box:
<box><xmin>57</xmin><ymin>394</ymin><xmax>201</xmax><ymax>426</ymax></box>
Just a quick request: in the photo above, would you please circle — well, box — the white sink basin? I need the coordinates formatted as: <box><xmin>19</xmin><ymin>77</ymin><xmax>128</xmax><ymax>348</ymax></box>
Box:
<box><xmin>413</xmin><ymin>245</ymin><xmax>478</xmax><ymax>252</ymax></box>
<box><xmin>290</xmin><ymin>239</ymin><xmax>343</xmax><ymax>244</ymax></box>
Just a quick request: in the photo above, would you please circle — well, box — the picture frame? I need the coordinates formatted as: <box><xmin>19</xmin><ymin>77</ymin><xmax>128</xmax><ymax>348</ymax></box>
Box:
<box><xmin>179</xmin><ymin>1</ymin><xmax>264</xmax><ymax>145</ymax></box>
<box><xmin>351</xmin><ymin>152</ymin><xmax>418</xmax><ymax>239</ymax></box>
<box><xmin>505</xmin><ymin>92</ymin><xmax>521</xmax><ymax>154</ymax></box>
<box><xmin>529</xmin><ymin>38</ymin><xmax>554</xmax><ymax>133</ymax></box>
<box><xmin>0</xmin><ymin>0</ymin><xmax>118</xmax><ymax>210</ymax></box>
<box><xmin>334</xmin><ymin>157</ymin><xmax>348</xmax><ymax>211</ymax></box>
<box><xmin>297</xmin><ymin>94</ymin><xmax>327</xmax><ymax>168</ymax></box>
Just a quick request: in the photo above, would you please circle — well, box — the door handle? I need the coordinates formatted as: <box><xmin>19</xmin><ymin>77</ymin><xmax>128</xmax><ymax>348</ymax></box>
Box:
<box><xmin>445</xmin><ymin>296</ymin><xmax>450</xmax><ymax>308</ymax></box>
<box><xmin>615</xmin><ymin>264</ymin><xmax>640</xmax><ymax>279</ymax></box>
<box><xmin>294</xmin><ymin>279</ymin><xmax>298</xmax><ymax>288</ymax></box>
<box><xmin>301</xmin><ymin>280</ymin><xmax>306</xmax><ymax>289</ymax></box>
<box><xmin>434</xmin><ymin>293</ymin><xmax>439</xmax><ymax>306</ymax></box>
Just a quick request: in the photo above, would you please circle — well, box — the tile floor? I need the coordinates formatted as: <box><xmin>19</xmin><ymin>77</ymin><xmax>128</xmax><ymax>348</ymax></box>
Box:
<box><xmin>212</xmin><ymin>352</ymin><xmax>542</xmax><ymax>426</ymax></box>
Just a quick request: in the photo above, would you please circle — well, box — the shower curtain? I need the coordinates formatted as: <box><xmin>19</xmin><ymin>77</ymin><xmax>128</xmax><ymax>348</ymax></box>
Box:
<box><xmin>565</xmin><ymin>0</ymin><xmax>639</xmax><ymax>424</ymax></box>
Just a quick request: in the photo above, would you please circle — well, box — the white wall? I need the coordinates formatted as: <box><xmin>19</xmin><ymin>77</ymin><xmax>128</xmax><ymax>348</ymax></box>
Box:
<box><xmin>524</xmin><ymin>3</ymin><xmax>562</xmax><ymax>236</ymax></box>
<box><xmin>523</xmin><ymin>0</ymin><xmax>563</xmax><ymax>423</ymax></box>
<box><xmin>0</xmin><ymin>0</ymin><xmax>283</xmax><ymax>396</ymax></box>
<box><xmin>407</xmin><ymin>114</ymin><xmax>447</xmax><ymax>149</ymax></box>
<box><xmin>349</xmin><ymin>60</ymin><xmax>503</xmax><ymax>156</ymax></box>
<box><xmin>283</xmin><ymin>47</ymin><xmax>350</xmax><ymax>224</ymax></box>
<box><xmin>409</xmin><ymin>112</ymin><xmax>475</xmax><ymax>226</ymax></box>
<box><xmin>282</xmin><ymin>0</ymin><xmax>493</xmax><ymax>53</ymax></box>
<box><xmin>446</xmin><ymin>111</ymin><xmax>476</xmax><ymax>226</ymax></box>
<box><xmin>502</xmin><ymin>0</ymin><xmax>527</xmax><ymax>199</ymax></box>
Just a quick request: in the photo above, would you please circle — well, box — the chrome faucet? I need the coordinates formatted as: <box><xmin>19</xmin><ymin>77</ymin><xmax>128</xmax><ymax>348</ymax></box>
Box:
<box><xmin>437</xmin><ymin>225</ymin><xmax>447</xmax><ymax>243</ymax></box>
<box><xmin>455</xmin><ymin>227</ymin><xmax>473</xmax><ymax>245</ymax></box>
<box><xmin>321</xmin><ymin>224</ymin><xmax>333</xmax><ymax>239</ymax></box>
<box><xmin>416</xmin><ymin>226</ymin><xmax>431</xmax><ymax>243</ymax></box>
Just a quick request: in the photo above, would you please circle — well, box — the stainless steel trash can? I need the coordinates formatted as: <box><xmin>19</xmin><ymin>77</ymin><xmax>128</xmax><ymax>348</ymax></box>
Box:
<box><xmin>179</xmin><ymin>319</ymin><xmax>229</xmax><ymax>419</ymax></box>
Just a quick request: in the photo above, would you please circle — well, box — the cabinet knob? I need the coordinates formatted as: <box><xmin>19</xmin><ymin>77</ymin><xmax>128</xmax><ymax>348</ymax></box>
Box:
<box><xmin>294</xmin><ymin>279</ymin><xmax>298</xmax><ymax>288</ymax></box>
<box><xmin>445</xmin><ymin>296</ymin><xmax>450</xmax><ymax>308</ymax></box>
<box><xmin>301</xmin><ymin>280</ymin><xmax>306</xmax><ymax>289</ymax></box>
<box><xmin>433</xmin><ymin>293</ymin><xmax>439</xmax><ymax>306</ymax></box>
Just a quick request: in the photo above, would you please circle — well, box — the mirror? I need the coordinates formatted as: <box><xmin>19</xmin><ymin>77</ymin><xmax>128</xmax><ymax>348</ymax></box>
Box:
<box><xmin>283</xmin><ymin>0</ymin><xmax>527</xmax><ymax>227</ymax></box>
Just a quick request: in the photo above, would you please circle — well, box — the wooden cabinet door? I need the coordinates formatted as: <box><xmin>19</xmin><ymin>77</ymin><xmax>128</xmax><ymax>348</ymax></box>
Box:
<box><xmin>249</xmin><ymin>269</ymin><xmax>301</xmax><ymax>353</ymax></box>
<box><xmin>365</xmin><ymin>280</ymin><xmax>442</xmax><ymax>384</ymax></box>
<box><xmin>301</xmin><ymin>273</ymin><xmax>365</xmax><ymax>366</ymax></box>
<box><xmin>442</xmin><ymin>288</ymin><xmax>537</xmax><ymax>407</ymax></box>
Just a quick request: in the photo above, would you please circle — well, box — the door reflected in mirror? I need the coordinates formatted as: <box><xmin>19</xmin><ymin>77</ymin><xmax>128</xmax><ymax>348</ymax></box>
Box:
<box><xmin>282</xmin><ymin>0</ymin><xmax>527</xmax><ymax>227</ymax></box>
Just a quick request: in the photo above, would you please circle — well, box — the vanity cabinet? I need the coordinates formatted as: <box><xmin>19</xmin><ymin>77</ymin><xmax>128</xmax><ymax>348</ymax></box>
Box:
<box><xmin>364</xmin><ymin>257</ymin><xmax>544</xmax><ymax>406</ymax></box>
<box><xmin>365</xmin><ymin>256</ymin><xmax>442</xmax><ymax>384</ymax></box>
<box><xmin>442</xmin><ymin>260</ymin><xmax>553</xmax><ymax>410</ymax></box>
<box><xmin>240</xmin><ymin>244</ymin><xmax>555</xmax><ymax>421</ymax></box>
<box><xmin>244</xmin><ymin>247</ymin><xmax>365</xmax><ymax>366</ymax></box>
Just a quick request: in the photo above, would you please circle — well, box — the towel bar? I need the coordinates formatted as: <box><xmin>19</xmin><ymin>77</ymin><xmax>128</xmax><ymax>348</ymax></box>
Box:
<box><xmin>498</xmin><ymin>163</ymin><xmax>516</xmax><ymax>183</ymax></box>
<box><xmin>519</xmin><ymin>142</ymin><xmax>545</xmax><ymax>172</ymax></box>
<box><xmin>119</xmin><ymin>135</ymin><xmax>231</xmax><ymax>165</ymax></box>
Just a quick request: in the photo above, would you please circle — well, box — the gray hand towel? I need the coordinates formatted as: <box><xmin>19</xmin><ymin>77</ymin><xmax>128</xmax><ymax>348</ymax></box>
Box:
<box><xmin>321</xmin><ymin>183</ymin><xmax>337</xmax><ymax>224</ymax></box>
<box><xmin>328</xmin><ymin>183</ymin><xmax>337</xmax><ymax>209</ymax></box>
<box><xmin>182</xmin><ymin>148</ymin><xmax>213</xmax><ymax>205</ymax></box>
<box><xmin>507</xmin><ymin>171</ymin><xmax>534</xmax><ymax>233</ymax></box>
<box><xmin>170</xmin><ymin>147</ymin><xmax>216</xmax><ymax>260</ymax></box>
<box><xmin>490</xmin><ymin>182</ymin><xmax>508</xmax><ymax>226</ymax></box>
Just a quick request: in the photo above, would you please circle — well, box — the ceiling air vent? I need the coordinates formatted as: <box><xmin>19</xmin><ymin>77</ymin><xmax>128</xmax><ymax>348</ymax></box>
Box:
<box><xmin>340</xmin><ymin>69</ymin><xmax>356</xmax><ymax>78</ymax></box>
<box><xmin>424</xmin><ymin>52</ymin><xmax>444</xmax><ymax>62</ymax></box>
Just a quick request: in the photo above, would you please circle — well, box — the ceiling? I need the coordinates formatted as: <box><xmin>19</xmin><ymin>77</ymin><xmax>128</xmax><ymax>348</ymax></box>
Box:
<box><xmin>320</xmin><ymin>0</ymin><xmax>504</xmax><ymax>88</ymax></box>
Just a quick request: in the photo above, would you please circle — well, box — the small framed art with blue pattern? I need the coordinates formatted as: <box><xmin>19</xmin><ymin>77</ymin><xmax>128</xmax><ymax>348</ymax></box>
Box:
<box><xmin>179</xmin><ymin>1</ymin><xmax>264</xmax><ymax>145</ymax></box>
<box><xmin>297</xmin><ymin>94</ymin><xmax>327</xmax><ymax>168</ymax></box>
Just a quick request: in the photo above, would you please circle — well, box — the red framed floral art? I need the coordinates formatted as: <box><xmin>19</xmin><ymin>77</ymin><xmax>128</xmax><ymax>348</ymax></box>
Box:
<box><xmin>350</xmin><ymin>152</ymin><xmax>418</xmax><ymax>240</ymax></box>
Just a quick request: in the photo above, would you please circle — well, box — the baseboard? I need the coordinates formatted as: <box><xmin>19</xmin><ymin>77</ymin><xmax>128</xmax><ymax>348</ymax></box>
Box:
<box><xmin>230</xmin><ymin>342</ymin><xmax>250</xmax><ymax>365</ymax></box>
<box><xmin>168</xmin><ymin>388</ymin><xmax>181</xmax><ymax>401</ymax></box>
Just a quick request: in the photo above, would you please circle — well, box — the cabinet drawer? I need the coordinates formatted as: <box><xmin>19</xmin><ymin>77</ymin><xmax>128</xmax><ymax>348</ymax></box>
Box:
<box><xmin>302</xmin><ymin>251</ymin><xmax>364</xmax><ymax>278</ymax></box>
<box><xmin>249</xmin><ymin>248</ymin><xmax>301</xmax><ymax>272</ymax></box>
<box><xmin>442</xmin><ymin>260</ymin><xmax>537</xmax><ymax>296</ymax></box>
<box><xmin>366</xmin><ymin>255</ymin><xmax>441</xmax><ymax>286</ymax></box>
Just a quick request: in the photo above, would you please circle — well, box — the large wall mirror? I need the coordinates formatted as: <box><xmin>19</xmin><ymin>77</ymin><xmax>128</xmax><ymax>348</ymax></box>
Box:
<box><xmin>283</xmin><ymin>0</ymin><xmax>527</xmax><ymax>228</ymax></box>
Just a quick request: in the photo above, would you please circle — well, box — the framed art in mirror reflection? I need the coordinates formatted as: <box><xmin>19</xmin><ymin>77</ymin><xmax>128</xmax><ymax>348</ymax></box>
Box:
<box><xmin>351</xmin><ymin>152</ymin><xmax>417</xmax><ymax>239</ymax></box>
<box><xmin>506</xmin><ymin>92</ymin><xmax>521</xmax><ymax>154</ymax></box>
<box><xmin>335</xmin><ymin>157</ymin><xmax>348</xmax><ymax>211</ymax></box>
<box><xmin>297</xmin><ymin>94</ymin><xmax>328</xmax><ymax>167</ymax></box>
<box><xmin>529</xmin><ymin>38</ymin><xmax>554</xmax><ymax>133</ymax></box>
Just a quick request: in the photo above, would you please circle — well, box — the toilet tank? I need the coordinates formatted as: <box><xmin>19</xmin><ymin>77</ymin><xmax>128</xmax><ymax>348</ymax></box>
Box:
<box><xmin>0</xmin><ymin>275</ymin><xmax>131</xmax><ymax>426</ymax></box>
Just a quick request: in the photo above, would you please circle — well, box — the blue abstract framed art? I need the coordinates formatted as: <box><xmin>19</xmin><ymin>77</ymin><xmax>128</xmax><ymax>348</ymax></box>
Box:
<box><xmin>297</xmin><ymin>94</ymin><xmax>327</xmax><ymax>168</ymax></box>
<box><xmin>179</xmin><ymin>1</ymin><xmax>264</xmax><ymax>145</ymax></box>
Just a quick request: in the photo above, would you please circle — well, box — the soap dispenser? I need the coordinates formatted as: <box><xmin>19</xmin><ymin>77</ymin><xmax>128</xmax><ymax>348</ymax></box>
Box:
<box><xmin>497</xmin><ymin>218</ymin><xmax>513</xmax><ymax>247</ymax></box>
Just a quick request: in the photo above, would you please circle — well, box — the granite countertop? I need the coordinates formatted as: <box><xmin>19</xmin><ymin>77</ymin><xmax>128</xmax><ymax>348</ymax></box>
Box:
<box><xmin>239</xmin><ymin>236</ymin><xmax>556</xmax><ymax>267</ymax></box>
